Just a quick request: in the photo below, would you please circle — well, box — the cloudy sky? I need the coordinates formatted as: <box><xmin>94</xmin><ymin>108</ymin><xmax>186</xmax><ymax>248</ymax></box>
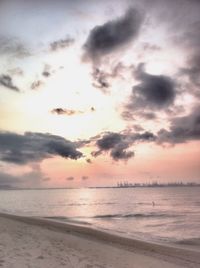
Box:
<box><xmin>0</xmin><ymin>0</ymin><xmax>200</xmax><ymax>188</ymax></box>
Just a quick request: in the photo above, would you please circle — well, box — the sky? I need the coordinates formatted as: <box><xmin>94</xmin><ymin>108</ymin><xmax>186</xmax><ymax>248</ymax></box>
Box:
<box><xmin>0</xmin><ymin>0</ymin><xmax>200</xmax><ymax>188</ymax></box>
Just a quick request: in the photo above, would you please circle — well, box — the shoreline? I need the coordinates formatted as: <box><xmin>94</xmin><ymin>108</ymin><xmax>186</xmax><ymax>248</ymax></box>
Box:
<box><xmin>0</xmin><ymin>212</ymin><xmax>200</xmax><ymax>267</ymax></box>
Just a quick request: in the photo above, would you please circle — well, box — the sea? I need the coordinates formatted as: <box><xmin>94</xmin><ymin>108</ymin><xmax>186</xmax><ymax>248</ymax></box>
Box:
<box><xmin>0</xmin><ymin>187</ymin><xmax>200</xmax><ymax>249</ymax></box>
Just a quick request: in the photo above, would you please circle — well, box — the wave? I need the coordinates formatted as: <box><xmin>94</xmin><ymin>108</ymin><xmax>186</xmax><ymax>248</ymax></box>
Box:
<box><xmin>44</xmin><ymin>216</ymin><xmax>92</xmax><ymax>226</ymax></box>
<box><xmin>44</xmin><ymin>212</ymin><xmax>175</xmax><ymax>221</ymax></box>
<box><xmin>93</xmin><ymin>214</ymin><xmax>121</xmax><ymax>219</ymax></box>
<box><xmin>92</xmin><ymin>212</ymin><xmax>174</xmax><ymax>219</ymax></box>
<box><xmin>67</xmin><ymin>203</ymin><xmax>88</xmax><ymax>206</ymax></box>
<box><xmin>176</xmin><ymin>238</ymin><xmax>200</xmax><ymax>246</ymax></box>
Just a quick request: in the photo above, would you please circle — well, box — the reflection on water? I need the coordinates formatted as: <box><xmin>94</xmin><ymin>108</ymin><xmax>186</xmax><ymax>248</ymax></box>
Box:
<box><xmin>0</xmin><ymin>187</ymin><xmax>200</xmax><ymax>246</ymax></box>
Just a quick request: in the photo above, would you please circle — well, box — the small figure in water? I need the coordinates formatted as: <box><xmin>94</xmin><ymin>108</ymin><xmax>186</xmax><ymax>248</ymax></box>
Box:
<box><xmin>152</xmin><ymin>201</ymin><xmax>155</xmax><ymax>206</ymax></box>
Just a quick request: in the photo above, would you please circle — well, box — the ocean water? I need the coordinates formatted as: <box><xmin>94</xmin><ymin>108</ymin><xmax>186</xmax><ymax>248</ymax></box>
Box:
<box><xmin>0</xmin><ymin>187</ymin><xmax>200</xmax><ymax>248</ymax></box>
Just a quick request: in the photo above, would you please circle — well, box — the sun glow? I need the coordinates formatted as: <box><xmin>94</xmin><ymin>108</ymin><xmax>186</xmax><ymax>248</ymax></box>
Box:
<box><xmin>7</xmin><ymin>49</ymin><xmax>126</xmax><ymax>139</ymax></box>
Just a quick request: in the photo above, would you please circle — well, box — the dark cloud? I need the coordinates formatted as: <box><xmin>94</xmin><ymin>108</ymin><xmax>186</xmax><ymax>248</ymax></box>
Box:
<box><xmin>86</xmin><ymin>158</ymin><xmax>92</xmax><ymax>164</ymax></box>
<box><xmin>50</xmin><ymin>37</ymin><xmax>74</xmax><ymax>51</ymax></box>
<box><xmin>92</xmin><ymin>68</ymin><xmax>110</xmax><ymax>93</ymax></box>
<box><xmin>31</xmin><ymin>80</ymin><xmax>44</xmax><ymax>90</ymax></box>
<box><xmin>83</xmin><ymin>8</ymin><xmax>143</xmax><ymax>62</ymax></box>
<box><xmin>121</xmin><ymin>110</ymin><xmax>135</xmax><ymax>121</ymax></box>
<box><xmin>134</xmin><ymin>64</ymin><xmax>176</xmax><ymax>108</ymax></box>
<box><xmin>121</xmin><ymin>109</ymin><xmax>157</xmax><ymax>121</ymax></box>
<box><xmin>42</xmin><ymin>64</ymin><xmax>52</xmax><ymax>77</ymax></box>
<box><xmin>92</xmin><ymin>131</ymin><xmax>156</xmax><ymax>161</ymax></box>
<box><xmin>66</xmin><ymin>176</ymin><xmax>74</xmax><ymax>181</ymax></box>
<box><xmin>133</xmin><ymin>132</ymin><xmax>156</xmax><ymax>141</ymax></box>
<box><xmin>82</xmin><ymin>176</ymin><xmax>89</xmax><ymax>180</ymax></box>
<box><xmin>125</xmin><ymin>63</ymin><xmax>176</xmax><ymax>113</ymax></box>
<box><xmin>0</xmin><ymin>75</ymin><xmax>20</xmax><ymax>92</ymax></box>
<box><xmin>110</xmin><ymin>144</ymin><xmax>134</xmax><ymax>161</ymax></box>
<box><xmin>42</xmin><ymin>71</ymin><xmax>51</xmax><ymax>77</ymax></box>
<box><xmin>138</xmin><ymin>112</ymin><xmax>157</xmax><ymax>120</ymax></box>
<box><xmin>51</xmin><ymin>108</ymin><xmax>83</xmax><ymax>116</ymax></box>
<box><xmin>133</xmin><ymin>124</ymin><xmax>144</xmax><ymax>132</ymax></box>
<box><xmin>100</xmin><ymin>124</ymin><xmax>200</xmax><ymax>160</ymax></box>
<box><xmin>91</xmin><ymin>63</ymin><xmax>131</xmax><ymax>93</ymax></box>
<box><xmin>158</xmin><ymin>105</ymin><xmax>200</xmax><ymax>143</ymax></box>
<box><xmin>0</xmin><ymin>131</ymin><xmax>83</xmax><ymax>164</ymax></box>
<box><xmin>96</xmin><ymin>133</ymin><xmax>122</xmax><ymax>151</ymax></box>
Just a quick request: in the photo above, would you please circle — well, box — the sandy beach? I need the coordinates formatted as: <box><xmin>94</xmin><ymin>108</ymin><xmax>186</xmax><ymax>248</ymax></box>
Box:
<box><xmin>0</xmin><ymin>213</ymin><xmax>199</xmax><ymax>268</ymax></box>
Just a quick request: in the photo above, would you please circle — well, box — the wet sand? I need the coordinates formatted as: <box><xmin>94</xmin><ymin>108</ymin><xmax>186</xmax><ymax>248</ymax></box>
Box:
<box><xmin>0</xmin><ymin>213</ymin><xmax>200</xmax><ymax>268</ymax></box>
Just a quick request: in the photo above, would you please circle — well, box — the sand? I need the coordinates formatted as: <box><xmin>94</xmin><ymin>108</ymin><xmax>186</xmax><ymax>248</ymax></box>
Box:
<box><xmin>0</xmin><ymin>213</ymin><xmax>200</xmax><ymax>268</ymax></box>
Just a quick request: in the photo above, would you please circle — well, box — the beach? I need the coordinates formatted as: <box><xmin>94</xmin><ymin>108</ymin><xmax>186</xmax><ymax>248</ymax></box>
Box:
<box><xmin>0</xmin><ymin>213</ymin><xmax>200</xmax><ymax>268</ymax></box>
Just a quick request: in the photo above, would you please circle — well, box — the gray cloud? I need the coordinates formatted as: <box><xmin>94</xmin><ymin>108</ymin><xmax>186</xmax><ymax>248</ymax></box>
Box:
<box><xmin>92</xmin><ymin>68</ymin><xmax>110</xmax><ymax>93</ymax></box>
<box><xmin>123</xmin><ymin>64</ymin><xmax>176</xmax><ymax>119</ymax></box>
<box><xmin>51</xmin><ymin>108</ymin><xmax>83</xmax><ymax>116</ymax></box>
<box><xmin>132</xmin><ymin>63</ymin><xmax>176</xmax><ymax>109</ymax></box>
<box><xmin>0</xmin><ymin>131</ymin><xmax>83</xmax><ymax>165</ymax></box>
<box><xmin>0</xmin><ymin>171</ymin><xmax>22</xmax><ymax>189</ymax></box>
<box><xmin>96</xmin><ymin>133</ymin><xmax>122</xmax><ymax>151</ymax></box>
<box><xmin>82</xmin><ymin>176</ymin><xmax>89</xmax><ymax>180</ymax></box>
<box><xmin>111</xmin><ymin>144</ymin><xmax>134</xmax><ymax>161</ymax></box>
<box><xmin>121</xmin><ymin>110</ymin><xmax>157</xmax><ymax>121</ymax></box>
<box><xmin>22</xmin><ymin>163</ymin><xmax>50</xmax><ymax>187</ymax></box>
<box><xmin>141</xmin><ymin>42</ymin><xmax>161</xmax><ymax>52</ymax></box>
<box><xmin>92</xmin><ymin>131</ymin><xmax>156</xmax><ymax>161</ymax></box>
<box><xmin>121</xmin><ymin>110</ymin><xmax>135</xmax><ymax>121</ymax></box>
<box><xmin>31</xmin><ymin>80</ymin><xmax>44</xmax><ymax>90</ymax></box>
<box><xmin>177</xmin><ymin>20</ymin><xmax>200</xmax><ymax>91</ymax></box>
<box><xmin>0</xmin><ymin>36</ymin><xmax>29</xmax><ymax>57</ymax></box>
<box><xmin>42</xmin><ymin>64</ymin><xmax>52</xmax><ymax>77</ymax></box>
<box><xmin>174</xmin><ymin>14</ymin><xmax>200</xmax><ymax>96</ymax></box>
<box><xmin>0</xmin><ymin>75</ymin><xmax>20</xmax><ymax>92</ymax></box>
<box><xmin>0</xmin><ymin>163</ymin><xmax>49</xmax><ymax>189</ymax></box>
<box><xmin>50</xmin><ymin>37</ymin><xmax>74</xmax><ymax>51</ymax></box>
<box><xmin>83</xmin><ymin>8</ymin><xmax>143</xmax><ymax>62</ymax></box>
<box><xmin>92</xmin><ymin>104</ymin><xmax>200</xmax><ymax>159</ymax></box>
<box><xmin>42</xmin><ymin>71</ymin><xmax>51</xmax><ymax>78</ymax></box>
<box><xmin>91</xmin><ymin>103</ymin><xmax>200</xmax><ymax>160</ymax></box>
<box><xmin>91</xmin><ymin>63</ymin><xmax>131</xmax><ymax>93</ymax></box>
<box><xmin>181</xmin><ymin>54</ymin><xmax>200</xmax><ymax>89</ymax></box>
<box><xmin>138</xmin><ymin>112</ymin><xmax>157</xmax><ymax>120</ymax></box>
<box><xmin>66</xmin><ymin>176</ymin><xmax>74</xmax><ymax>181</ymax></box>
<box><xmin>133</xmin><ymin>124</ymin><xmax>144</xmax><ymax>132</ymax></box>
<box><xmin>158</xmin><ymin>105</ymin><xmax>200</xmax><ymax>143</ymax></box>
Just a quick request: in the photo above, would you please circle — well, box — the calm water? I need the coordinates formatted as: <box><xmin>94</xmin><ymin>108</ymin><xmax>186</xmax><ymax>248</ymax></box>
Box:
<box><xmin>0</xmin><ymin>187</ymin><xmax>200</xmax><ymax>246</ymax></box>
